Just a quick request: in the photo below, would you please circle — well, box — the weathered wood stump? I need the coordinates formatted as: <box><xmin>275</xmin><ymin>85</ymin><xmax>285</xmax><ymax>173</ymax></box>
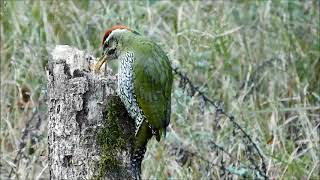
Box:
<box><xmin>47</xmin><ymin>45</ymin><xmax>135</xmax><ymax>179</ymax></box>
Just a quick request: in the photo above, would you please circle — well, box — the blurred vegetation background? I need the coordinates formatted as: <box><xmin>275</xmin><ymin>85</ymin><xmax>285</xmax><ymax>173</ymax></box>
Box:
<box><xmin>1</xmin><ymin>0</ymin><xmax>319</xmax><ymax>179</ymax></box>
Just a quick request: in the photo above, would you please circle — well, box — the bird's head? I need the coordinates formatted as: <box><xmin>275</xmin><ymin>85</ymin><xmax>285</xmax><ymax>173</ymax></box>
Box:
<box><xmin>94</xmin><ymin>25</ymin><xmax>133</xmax><ymax>73</ymax></box>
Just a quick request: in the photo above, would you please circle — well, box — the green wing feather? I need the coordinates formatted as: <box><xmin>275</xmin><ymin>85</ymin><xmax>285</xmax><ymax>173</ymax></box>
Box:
<box><xmin>132</xmin><ymin>36</ymin><xmax>173</xmax><ymax>141</ymax></box>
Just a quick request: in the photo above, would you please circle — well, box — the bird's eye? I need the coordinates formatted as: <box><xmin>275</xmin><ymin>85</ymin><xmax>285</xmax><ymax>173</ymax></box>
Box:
<box><xmin>108</xmin><ymin>47</ymin><xmax>116</xmax><ymax>55</ymax></box>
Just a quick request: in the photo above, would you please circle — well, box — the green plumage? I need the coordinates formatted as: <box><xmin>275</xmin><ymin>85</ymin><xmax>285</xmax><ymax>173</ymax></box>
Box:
<box><xmin>100</xmin><ymin>28</ymin><xmax>173</xmax><ymax>178</ymax></box>
<box><xmin>116</xmin><ymin>31</ymin><xmax>173</xmax><ymax>148</ymax></box>
<box><xmin>133</xmin><ymin>38</ymin><xmax>172</xmax><ymax>138</ymax></box>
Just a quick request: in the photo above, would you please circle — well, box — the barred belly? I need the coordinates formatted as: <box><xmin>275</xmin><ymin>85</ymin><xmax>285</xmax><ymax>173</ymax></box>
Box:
<box><xmin>117</xmin><ymin>52</ymin><xmax>145</xmax><ymax>134</ymax></box>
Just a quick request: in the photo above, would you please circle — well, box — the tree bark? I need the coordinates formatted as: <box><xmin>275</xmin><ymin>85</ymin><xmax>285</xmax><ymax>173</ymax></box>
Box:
<box><xmin>47</xmin><ymin>45</ymin><xmax>135</xmax><ymax>179</ymax></box>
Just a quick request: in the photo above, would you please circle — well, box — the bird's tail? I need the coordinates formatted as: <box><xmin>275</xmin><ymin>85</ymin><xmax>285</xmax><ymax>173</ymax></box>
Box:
<box><xmin>131</xmin><ymin>146</ymin><xmax>146</xmax><ymax>180</ymax></box>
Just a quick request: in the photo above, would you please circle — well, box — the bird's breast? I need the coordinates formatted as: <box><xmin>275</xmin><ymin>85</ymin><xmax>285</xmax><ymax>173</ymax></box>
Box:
<box><xmin>117</xmin><ymin>52</ymin><xmax>146</xmax><ymax>134</ymax></box>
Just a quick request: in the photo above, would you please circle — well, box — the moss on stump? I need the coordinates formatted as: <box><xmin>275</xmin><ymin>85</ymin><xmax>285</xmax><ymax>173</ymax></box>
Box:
<box><xmin>96</xmin><ymin>96</ymin><xmax>135</xmax><ymax>179</ymax></box>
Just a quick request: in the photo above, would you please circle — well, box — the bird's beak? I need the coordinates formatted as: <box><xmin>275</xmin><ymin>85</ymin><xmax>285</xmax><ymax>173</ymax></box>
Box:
<box><xmin>94</xmin><ymin>54</ymin><xmax>107</xmax><ymax>73</ymax></box>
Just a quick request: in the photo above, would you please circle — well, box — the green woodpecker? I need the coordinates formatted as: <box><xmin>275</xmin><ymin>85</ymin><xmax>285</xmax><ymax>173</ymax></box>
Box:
<box><xmin>95</xmin><ymin>25</ymin><xmax>173</xmax><ymax>179</ymax></box>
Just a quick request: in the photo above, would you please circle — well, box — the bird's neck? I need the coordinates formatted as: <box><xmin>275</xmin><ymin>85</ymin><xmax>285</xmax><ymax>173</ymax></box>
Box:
<box><xmin>118</xmin><ymin>52</ymin><xmax>135</xmax><ymax>79</ymax></box>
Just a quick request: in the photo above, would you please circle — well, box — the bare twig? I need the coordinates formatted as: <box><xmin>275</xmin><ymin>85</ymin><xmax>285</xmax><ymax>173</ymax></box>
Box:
<box><xmin>173</xmin><ymin>67</ymin><xmax>268</xmax><ymax>179</ymax></box>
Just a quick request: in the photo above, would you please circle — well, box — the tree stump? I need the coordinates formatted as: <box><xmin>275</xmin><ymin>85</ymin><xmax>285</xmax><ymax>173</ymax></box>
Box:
<box><xmin>47</xmin><ymin>45</ymin><xmax>135</xmax><ymax>179</ymax></box>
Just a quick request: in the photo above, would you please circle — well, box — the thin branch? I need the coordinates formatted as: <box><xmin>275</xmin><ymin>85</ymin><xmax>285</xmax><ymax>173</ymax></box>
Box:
<box><xmin>173</xmin><ymin>67</ymin><xmax>268</xmax><ymax>179</ymax></box>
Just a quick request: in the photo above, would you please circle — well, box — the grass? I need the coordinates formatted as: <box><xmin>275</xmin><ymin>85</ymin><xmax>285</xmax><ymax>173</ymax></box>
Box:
<box><xmin>1</xmin><ymin>0</ymin><xmax>319</xmax><ymax>179</ymax></box>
